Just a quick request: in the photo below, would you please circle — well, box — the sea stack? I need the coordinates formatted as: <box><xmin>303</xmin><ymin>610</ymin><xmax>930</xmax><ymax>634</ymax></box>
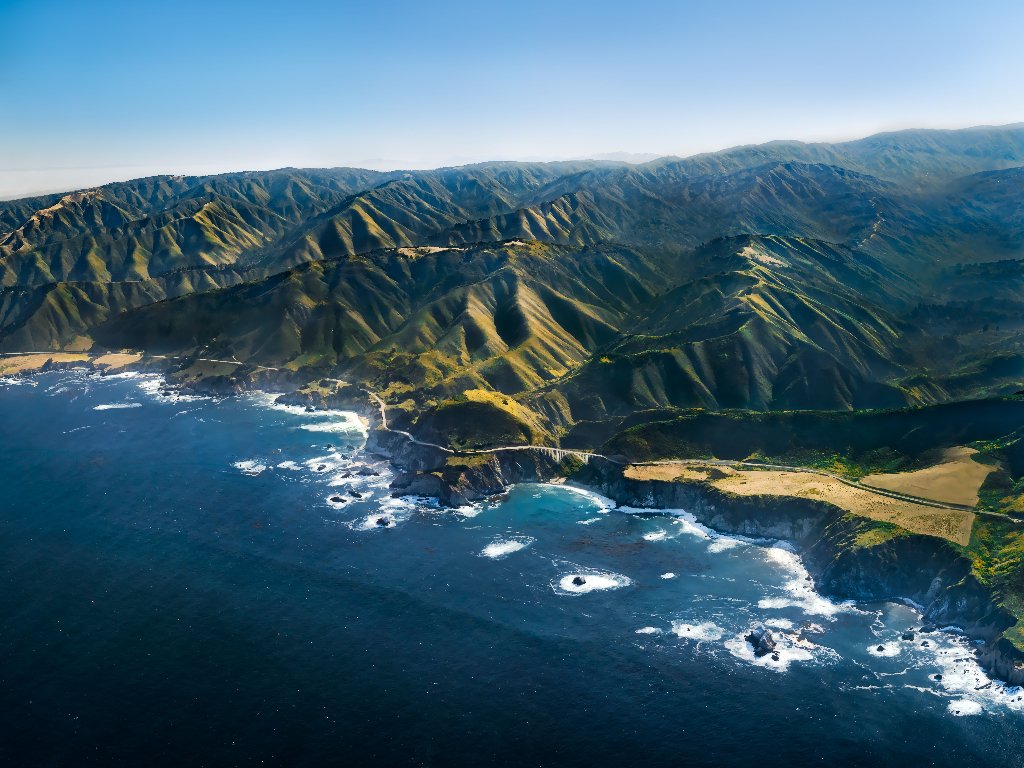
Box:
<box><xmin>746</xmin><ymin>626</ymin><xmax>777</xmax><ymax>657</ymax></box>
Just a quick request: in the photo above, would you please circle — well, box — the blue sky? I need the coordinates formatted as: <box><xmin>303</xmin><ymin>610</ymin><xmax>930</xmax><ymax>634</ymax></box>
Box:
<box><xmin>1</xmin><ymin>0</ymin><xmax>1022</xmax><ymax>197</ymax></box>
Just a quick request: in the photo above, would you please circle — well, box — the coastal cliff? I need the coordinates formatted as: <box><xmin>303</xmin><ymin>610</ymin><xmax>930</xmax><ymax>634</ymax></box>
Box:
<box><xmin>370</xmin><ymin>426</ymin><xmax>1024</xmax><ymax>686</ymax></box>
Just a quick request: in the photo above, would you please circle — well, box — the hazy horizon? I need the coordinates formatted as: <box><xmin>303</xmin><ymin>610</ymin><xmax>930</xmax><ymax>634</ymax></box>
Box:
<box><xmin>3</xmin><ymin>0</ymin><xmax>1023</xmax><ymax>199</ymax></box>
<box><xmin>5</xmin><ymin>120</ymin><xmax>1024</xmax><ymax>201</ymax></box>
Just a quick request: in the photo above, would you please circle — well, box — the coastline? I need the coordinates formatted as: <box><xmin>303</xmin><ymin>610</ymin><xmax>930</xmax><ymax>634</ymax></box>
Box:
<box><xmin>5</xmin><ymin>357</ymin><xmax>1023</xmax><ymax>687</ymax></box>
<box><xmin>356</xmin><ymin>409</ymin><xmax>1024</xmax><ymax>688</ymax></box>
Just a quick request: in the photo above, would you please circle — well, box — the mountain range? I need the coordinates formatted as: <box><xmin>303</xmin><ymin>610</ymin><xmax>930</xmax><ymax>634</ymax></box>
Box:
<box><xmin>2</xmin><ymin>124</ymin><xmax>1024</xmax><ymax>445</ymax></box>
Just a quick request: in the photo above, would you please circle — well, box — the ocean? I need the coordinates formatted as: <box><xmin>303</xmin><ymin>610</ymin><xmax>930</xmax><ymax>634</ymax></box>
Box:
<box><xmin>1</xmin><ymin>369</ymin><xmax>1022</xmax><ymax>766</ymax></box>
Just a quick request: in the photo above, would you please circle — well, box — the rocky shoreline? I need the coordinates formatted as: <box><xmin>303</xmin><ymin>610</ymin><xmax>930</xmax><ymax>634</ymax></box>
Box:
<box><xmin>360</xmin><ymin>418</ymin><xmax>1024</xmax><ymax>687</ymax></box>
<box><xmin>12</xmin><ymin>362</ymin><xmax>1022</xmax><ymax>687</ymax></box>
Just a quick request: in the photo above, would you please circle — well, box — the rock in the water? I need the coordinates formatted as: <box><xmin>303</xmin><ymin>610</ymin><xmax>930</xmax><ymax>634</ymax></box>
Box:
<box><xmin>745</xmin><ymin>625</ymin><xmax>777</xmax><ymax>657</ymax></box>
<box><xmin>375</xmin><ymin>517</ymin><xmax>390</xmax><ymax>527</ymax></box>
<box><xmin>771</xmin><ymin>653</ymin><xmax>780</xmax><ymax>662</ymax></box>
<box><xmin>349</xmin><ymin>490</ymin><xmax>363</xmax><ymax>499</ymax></box>
<box><xmin>921</xmin><ymin>640</ymin><xmax>931</xmax><ymax>647</ymax></box>
<box><xmin>934</xmin><ymin>674</ymin><xmax>943</xmax><ymax>681</ymax></box>
<box><xmin>357</xmin><ymin>467</ymin><xmax>380</xmax><ymax>476</ymax></box>
<box><xmin>877</xmin><ymin>645</ymin><xmax>885</xmax><ymax>652</ymax></box>
<box><xmin>572</xmin><ymin>576</ymin><xmax>587</xmax><ymax>586</ymax></box>
<box><xmin>329</xmin><ymin>496</ymin><xmax>344</xmax><ymax>503</ymax></box>
<box><xmin>920</xmin><ymin>625</ymin><xmax>936</xmax><ymax>633</ymax></box>
<box><xmin>902</xmin><ymin>631</ymin><xmax>916</xmax><ymax>641</ymax></box>
<box><xmin>317</xmin><ymin>464</ymin><xmax>326</xmax><ymax>471</ymax></box>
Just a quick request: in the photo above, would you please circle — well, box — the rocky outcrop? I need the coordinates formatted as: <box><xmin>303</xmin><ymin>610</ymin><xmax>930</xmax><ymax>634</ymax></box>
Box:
<box><xmin>387</xmin><ymin>445</ymin><xmax>578</xmax><ymax>506</ymax></box>
<box><xmin>746</xmin><ymin>626</ymin><xmax>777</xmax><ymax>657</ymax></box>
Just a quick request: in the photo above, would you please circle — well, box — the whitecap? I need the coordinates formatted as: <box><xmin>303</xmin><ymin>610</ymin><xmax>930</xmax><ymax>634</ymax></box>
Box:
<box><xmin>867</xmin><ymin>642</ymin><xmax>902</xmax><ymax>658</ymax></box>
<box><xmin>300</xmin><ymin>419</ymin><xmax>366</xmax><ymax>436</ymax></box>
<box><xmin>305</xmin><ymin>454</ymin><xmax>350</xmax><ymax>475</ymax></box>
<box><xmin>635</xmin><ymin>626</ymin><xmax>662</xmax><ymax>635</ymax></box>
<box><xmin>947</xmin><ymin>699</ymin><xmax>983</xmax><ymax>716</ymax></box>
<box><xmin>643</xmin><ymin>531</ymin><xmax>667</xmax><ymax>542</ymax></box>
<box><xmin>708</xmin><ymin>537</ymin><xmax>741</xmax><ymax>553</ymax></box>
<box><xmin>99</xmin><ymin>371</ymin><xmax>142</xmax><ymax>380</ymax></box>
<box><xmin>724</xmin><ymin>631</ymin><xmax>817</xmax><ymax>673</ymax></box>
<box><xmin>552</xmin><ymin>571</ymin><xmax>631</xmax><ymax>595</ymax></box>
<box><xmin>660</xmin><ymin>572</ymin><xmax>677</xmax><ymax>580</ymax></box>
<box><xmin>577</xmin><ymin>517</ymin><xmax>604</xmax><ymax>525</ymax></box>
<box><xmin>672</xmin><ymin>514</ymin><xmax>713</xmax><ymax>540</ymax></box>
<box><xmin>93</xmin><ymin>402</ymin><xmax>142</xmax><ymax>410</ymax></box>
<box><xmin>758</xmin><ymin>546</ymin><xmax>861</xmax><ymax>618</ymax></box>
<box><xmin>481</xmin><ymin>536</ymin><xmax>534</xmax><ymax>559</ymax></box>
<box><xmin>233</xmin><ymin>460</ymin><xmax>268</xmax><ymax>476</ymax></box>
<box><xmin>913</xmin><ymin>632</ymin><xmax>1024</xmax><ymax>714</ymax></box>
<box><xmin>672</xmin><ymin>621</ymin><xmax>725</xmax><ymax>641</ymax></box>
<box><xmin>248</xmin><ymin>392</ymin><xmax>368</xmax><ymax>437</ymax></box>
<box><xmin>764</xmin><ymin>618</ymin><xmax>795</xmax><ymax>630</ymax></box>
<box><xmin>548</xmin><ymin>484</ymin><xmax>616</xmax><ymax>511</ymax></box>
<box><xmin>348</xmin><ymin>496</ymin><xmax>420</xmax><ymax>531</ymax></box>
<box><xmin>136</xmin><ymin>376</ymin><xmax>207</xmax><ymax>403</ymax></box>
<box><xmin>276</xmin><ymin>460</ymin><xmax>302</xmax><ymax>471</ymax></box>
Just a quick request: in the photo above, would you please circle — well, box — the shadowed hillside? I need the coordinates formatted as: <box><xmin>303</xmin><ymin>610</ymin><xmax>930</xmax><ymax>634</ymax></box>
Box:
<box><xmin>1</xmin><ymin>124</ymin><xmax>1023</xmax><ymax>441</ymax></box>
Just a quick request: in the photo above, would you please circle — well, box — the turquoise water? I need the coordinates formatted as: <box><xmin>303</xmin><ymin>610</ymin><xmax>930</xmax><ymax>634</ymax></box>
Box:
<box><xmin>2</xmin><ymin>370</ymin><xmax>1023</xmax><ymax>766</ymax></box>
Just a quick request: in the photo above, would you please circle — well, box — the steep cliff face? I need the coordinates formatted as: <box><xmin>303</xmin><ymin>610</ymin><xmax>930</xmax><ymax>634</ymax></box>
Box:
<box><xmin>360</xmin><ymin>424</ymin><xmax>1024</xmax><ymax>683</ymax></box>
<box><xmin>573</xmin><ymin>463</ymin><xmax>1024</xmax><ymax>684</ymax></box>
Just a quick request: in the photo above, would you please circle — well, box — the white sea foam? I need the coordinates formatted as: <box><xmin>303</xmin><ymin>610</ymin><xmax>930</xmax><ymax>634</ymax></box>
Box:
<box><xmin>764</xmin><ymin>618</ymin><xmax>795</xmax><ymax>630</ymax></box>
<box><xmin>671</xmin><ymin>621</ymin><xmax>725</xmax><ymax>641</ymax></box>
<box><xmin>553</xmin><ymin>571</ymin><xmax>631</xmax><ymax>595</ymax></box>
<box><xmin>481</xmin><ymin>536</ymin><xmax>534</xmax><ymax>559</ymax></box>
<box><xmin>93</xmin><ymin>402</ymin><xmax>142</xmax><ymax>410</ymax></box>
<box><xmin>276</xmin><ymin>460</ymin><xmax>302</xmax><ymax>471</ymax></box>
<box><xmin>248</xmin><ymin>392</ymin><xmax>368</xmax><ymax>437</ymax></box>
<box><xmin>233</xmin><ymin>460</ymin><xmax>268</xmax><ymax>476</ymax></box>
<box><xmin>758</xmin><ymin>546</ymin><xmax>860</xmax><ymax>619</ymax></box>
<box><xmin>643</xmin><ymin>531</ymin><xmax>667</xmax><ymax>542</ymax></box>
<box><xmin>619</xmin><ymin>507</ymin><xmax>722</xmax><ymax>543</ymax></box>
<box><xmin>300</xmin><ymin>419</ymin><xmax>366</xmax><ymax>435</ymax></box>
<box><xmin>99</xmin><ymin>371</ymin><xmax>142</xmax><ymax>380</ymax></box>
<box><xmin>305</xmin><ymin>454</ymin><xmax>349</xmax><ymax>474</ymax></box>
<box><xmin>635</xmin><ymin>626</ymin><xmax>662</xmax><ymax>635</ymax></box>
<box><xmin>348</xmin><ymin>496</ymin><xmax>421</xmax><ymax>531</ymax></box>
<box><xmin>914</xmin><ymin>632</ymin><xmax>1024</xmax><ymax>715</ymax></box>
<box><xmin>724</xmin><ymin>630</ymin><xmax>818</xmax><ymax>673</ymax></box>
<box><xmin>708</xmin><ymin>537</ymin><xmax>741</xmax><ymax>553</ymax></box>
<box><xmin>660</xmin><ymin>572</ymin><xmax>676</xmax><ymax>580</ymax></box>
<box><xmin>947</xmin><ymin>699</ymin><xmax>984</xmax><ymax>716</ymax></box>
<box><xmin>867</xmin><ymin>642</ymin><xmax>903</xmax><ymax>658</ymax></box>
<box><xmin>577</xmin><ymin>516</ymin><xmax>604</xmax><ymax>525</ymax></box>
<box><xmin>549</xmin><ymin>484</ymin><xmax>616</xmax><ymax>511</ymax></box>
<box><xmin>135</xmin><ymin>375</ymin><xmax>207</xmax><ymax>403</ymax></box>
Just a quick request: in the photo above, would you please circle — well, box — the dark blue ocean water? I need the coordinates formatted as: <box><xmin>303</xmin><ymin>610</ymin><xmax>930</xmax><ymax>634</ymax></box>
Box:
<box><xmin>2</xmin><ymin>370</ymin><xmax>1023</xmax><ymax>767</ymax></box>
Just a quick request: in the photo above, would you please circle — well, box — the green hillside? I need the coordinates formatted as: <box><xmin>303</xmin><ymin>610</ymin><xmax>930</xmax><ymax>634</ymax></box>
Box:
<box><xmin>1</xmin><ymin>124</ymin><xmax>1022</xmax><ymax>439</ymax></box>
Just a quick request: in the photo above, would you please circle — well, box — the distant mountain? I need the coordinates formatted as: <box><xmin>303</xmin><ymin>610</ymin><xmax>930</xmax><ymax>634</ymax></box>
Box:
<box><xmin>2</xmin><ymin>124</ymin><xmax>1024</xmax><ymax>440</ymax></box>
<box><xmin>572</xmin><ymin>152</ymin><xmax>665</xmax><ymax>164</ymax></box>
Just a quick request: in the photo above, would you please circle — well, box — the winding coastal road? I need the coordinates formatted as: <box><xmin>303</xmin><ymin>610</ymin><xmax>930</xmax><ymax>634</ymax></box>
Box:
<box><xmin>4</xmin><ymin>352</ymin><xmax>1013</xmax><ymax>522</ymax></box>
<box><xmin>364</xmin><ymin>389</ymin><xmax>1019</xmax><ymax>521</ymax></box>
